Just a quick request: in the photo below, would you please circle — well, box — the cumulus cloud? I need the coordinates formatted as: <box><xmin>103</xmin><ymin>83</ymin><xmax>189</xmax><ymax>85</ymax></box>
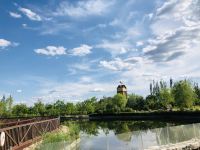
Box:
<box><xmin>19</xmin><ymin>7</ymin><xmax>42</xmax><ymax>21</ymax></box>
<box><xmin>0</xmin><ymin>39</ymin><xmax>18</xmax><ymax>49</ymax></box>
<box><xmin>100</xmin><ymin>58</ymin><xmax>135</xmax><ymax>71</ymax></box>
<box><xmin>143</xmin><ymin>0</ymin><xmax>200</xmax><ymax>63</ymax></box>
<box><xmin>34</xmin><ymin>45</ymin><xmax>92</xmax><ymax>57</ymax></box>
<box><xmin>34</xmin><ymin>46</ymin><xmax>66</xmax><ymax>56</ymax></box>
<box><xmin>96</xmin><ymin>40</ymin><xmax>131</xmax><ymax>56</ymax></box>
<box><xmin>70</xmin><ymin>44</ymin><xmax>92</xmax><ymax>56</ymax></box>
<box><xmin>54</xmin><ymin>0</ymin><xmax>114</xmax><ymax>17</ymax></box>
<box><xmin>9</xmin><ymin>12</ymin><xmax>21</xmax><ymax>18</ymax></box>
<box><xmin>0</xmin><ymin>39</ymin><xmax>11</xmax><ymax>48</ymax></box>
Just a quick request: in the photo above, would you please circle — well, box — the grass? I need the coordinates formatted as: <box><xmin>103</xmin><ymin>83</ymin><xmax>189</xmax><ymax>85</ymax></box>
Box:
<box><xmin>35</xmin><ymin>123</ymin><xmax>80</xmax><ymax>150</ymax></box>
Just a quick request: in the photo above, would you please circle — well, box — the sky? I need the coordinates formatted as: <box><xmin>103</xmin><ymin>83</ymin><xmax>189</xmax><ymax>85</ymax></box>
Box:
<box><xmin>0</xmin><ymin>0</ymin><xmax>200</xmax><ymax>105</ymax></box>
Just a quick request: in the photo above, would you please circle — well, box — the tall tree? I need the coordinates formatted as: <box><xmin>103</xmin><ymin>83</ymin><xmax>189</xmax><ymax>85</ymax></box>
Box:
<box><xmin>172</xmin><ymin>80</ymin><xmax>196</xmax><ymax>108</ymax></box>
<box><xmin>12</xmin><ymin>104</ymin><xmax>29</xmax><ymax>116</ymax></box>
<box><xmin>170</xmin><ymin>78</ymin><xmax>173</xmax><ymax>88</ymax></box>
<box><xmin>194</xmin><ymin>83</ymin><xmax>200</xmax><ymax>105</ymax></box>
<box><xmin>126</xmin><ymin>94</ymin><xmax>144</xmax><ymax>110</ymax></box>
<box><xmin>112</xmin><ymin>94</ymin><xmax>127</xmax><ymax>109</ymax></box>
<box><xmin>159</xmin><ymin>88</ymin><xmax>174</xmax><ymax>109</ymax></box>
<box><xmin>33</xmin><ymin>100</ymin><xmax>46</xmax><ymax>116</ymax></box>
<box><xmin>150</xmin><ymin>83</ymin><xmax>153</xmax><ymax>95</ymax></box>
<box><xmin>6</xmin><ymin>95</ymin><xmax>13</xmax><ymax>115</ymax></box>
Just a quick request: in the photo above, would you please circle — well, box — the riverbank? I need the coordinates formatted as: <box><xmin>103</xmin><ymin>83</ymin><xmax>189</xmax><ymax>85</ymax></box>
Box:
<box><xmin>34</xmin><ymin>122</ymin><xmax>80</xmax><ymax>150</ymax></box>
<box><xmin>2</xmin><ymin>111</ymin><xmax>200</xmax><ymax>123</ymax></box>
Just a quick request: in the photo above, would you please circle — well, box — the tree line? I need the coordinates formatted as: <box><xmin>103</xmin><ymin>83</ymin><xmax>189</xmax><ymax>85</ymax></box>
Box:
<box><xmin>1</xmin><ymin>79</ymin><xmax>200</xmax><ymax>117</ymax></box>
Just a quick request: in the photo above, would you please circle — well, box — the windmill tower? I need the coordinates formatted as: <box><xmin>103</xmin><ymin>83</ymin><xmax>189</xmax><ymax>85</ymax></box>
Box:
<box><xmin>117</xmin><ymin>81</ymin><xmax>127</xmax><ymax>98</ymax></box>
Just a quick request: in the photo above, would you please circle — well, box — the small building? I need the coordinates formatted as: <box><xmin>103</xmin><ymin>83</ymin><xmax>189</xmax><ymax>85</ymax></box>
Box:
<box><xmin>117</xmin><ymin>83</ymin><xmax>127</xmax><ymax>98</ymax></box>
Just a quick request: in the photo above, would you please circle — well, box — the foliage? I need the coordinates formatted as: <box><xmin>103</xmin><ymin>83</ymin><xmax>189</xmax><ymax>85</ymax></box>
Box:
<box><xmin>158</xmin><ymin>88</ymin><xmax>174</xmax><ymax>109</ymax></box>
<box><xmin>32</xmin><ymin>100</ymin><xmax>46</xmax><ymax>116</ymax></box>
<box><xmin>194</xmin><ymin>83</ymin><xmax>200</xmax><ymax>105</ymax></box>
<box><xmin>36</xmin><ymin>122</ymin><xmax>80</xmax><ymax>150</ymax></box>
<box><xmin>126</xmin><ymin>94</ymin><xmax>144</xmax><ymax>110</ymax></box>
<box><xmin>112</xmin><ymin>94</ymin><xmax>127</xmax><ymax>109</ymax></box>
<box><xmin>0</xmin><ymin>95</ymin><xmax>13</xmax><ymax>116</ymax></box>
<box><xmin>12</xmin><ymin>104</ymin><xmax>29</xmax><ymax>116</ymax></box>
<box><xmin>172</xmin><ymin>80</ymin><xmax>196</xmax><ymax>108</ymax></box>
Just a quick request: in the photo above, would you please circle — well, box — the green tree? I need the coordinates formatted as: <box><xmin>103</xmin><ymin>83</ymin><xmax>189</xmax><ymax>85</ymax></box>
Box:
<box><xmin>76</xmin><ymin>97</ymin><xmax>97</xmax><ymax>114</ymax></box>
<box><xmin>45</xmin><ymin>104</ymin><xmax>58</xmax><ymax>116</ymax></box>
<box><xmin>0</xmin><ymin>95</ymin><xmax>7</xmax><ymax>116</ymax></box>
<box><xmin>172</xmin><ymin>80</ymin><xmax>196</xmax><ymax>108</ymax></box>
<box><xmin>95</xmin><ymin>97</ymin><xmax>113</xmax><ymax>113</ymax></box>
<box><xmin>145</xmin><ymin>95</ymin><xmax>158</xmax><ymax>110</ymax></box>
<box><xmin>65</xmin><ymin>103</ymin><xmax>76</xmax><ymax>115</ymax></box>
<box><xmin>12</xmin><ymin>104</ymin><xmax>29</xmax><ymax>116</ymax></box>
<box><xmin>0</xmin><ymin>101</ymin><xmax>6</xmax><ymax>116</ymax></box>
<box><xmin>33</xmin><ymin>100</ymin><xmax>46</xmax><ymax>116</ymax></box>
<box><xmin>126</xmin><ymin>94</ymin><xmax>144</xmax><ymax>110</ymax></box>
<box><xmin>112</xmin><ymin>94</ymin><xmax>127</xmax><ymax>109</ymax></box>
<box><xmin>159</xmin><ymin>88</ymin><xmax>174</xmax><ymax>109</ymax></box>
<box><xmin>194</xmin><ymin>84</ymin><xmax>200</xmax><ymax>105</ymax></box>
<box><xmin>6</xmin><ymin>95</ymin><xmax>13</xmax><ymax>115</ymax></box>
<box><xmin>54</xmin><ymin>100</ymin><xmax>66</xmax><ymax>115</ymax></box>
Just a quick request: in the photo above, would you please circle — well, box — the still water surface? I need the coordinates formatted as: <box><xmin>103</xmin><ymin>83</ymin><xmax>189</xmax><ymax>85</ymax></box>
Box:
<box><xmin>41</xmin><ymin>121</ymin><xmax>200</xmax><ymax>150</ymax></box>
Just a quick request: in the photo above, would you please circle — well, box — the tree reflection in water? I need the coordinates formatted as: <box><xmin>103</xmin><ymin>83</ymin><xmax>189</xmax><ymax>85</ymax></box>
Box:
<box><xmin>62</xmin><ymin>121</ymin><xmax>200</xmax><ymax>149</ymax></box>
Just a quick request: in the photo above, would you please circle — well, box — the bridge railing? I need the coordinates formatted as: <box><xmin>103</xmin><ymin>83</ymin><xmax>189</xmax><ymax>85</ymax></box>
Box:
<box><xmin>0</xmin><ymin>117</ymin><xmax>60</xmax><ymax>150</ymax></box>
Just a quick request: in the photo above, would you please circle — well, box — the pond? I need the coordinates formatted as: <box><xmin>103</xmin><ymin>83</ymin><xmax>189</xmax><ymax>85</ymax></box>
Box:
<box><xmin>38</xmin><ymin>121</ymin><xmax>200</xmax><ymax>150</ymax></box>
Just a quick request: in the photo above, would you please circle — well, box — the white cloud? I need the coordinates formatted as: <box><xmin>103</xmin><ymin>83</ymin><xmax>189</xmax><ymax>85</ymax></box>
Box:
<box><xmin>90</xmin><ymin>88</ymin><xmax>104</xmax><ymax>92</ymax></box>
<box><xmin>80</xmin><ymin>76</ymin><xmax>92</xmax><ymax>83</ymax></box>
<box><xmin>17</xmin><ymin>89</ymin><xmax>22</xmax><ymax>93</ymax></box>
<box><xmin>142</xmin><ymin>0</ymin><xmax>200</xmax><ymax>63</ymax></box>
<box><xmin>0</xmin><ymin>39</ymin><xmax>18</xmax><ymax>49</ymax></box>
<box><xmin>19</xmin><ymin>7</ymin><xmax>42</xmax><ymax>21</ymax></box>
<box><xmin>136</xmin><ymin>41</ymin><xmax>144</xmax><ymax>47</ymax></box>
<box><xmin>96</xmin><ymin>40</ymin><xmax>131</xmax><ymax>56</ymax></box>
<box><xmin>100</xmin><ymin>58</ymin><xmax>134</xmax><ymax>71</ymax></box>
<box><xmin>0</xmin><ymin>39</ymin><xmax>11</xmax><ymax>48</ymax></box>
<box><xmin>22</xmin><ymin>24</ymin><xmax>27</xmax><ymax>28</ymax></box>
<box><xmin>54</xmin><ymin>0</ymin><xmax>114</xmax><ymax>17</ymax></box>
<box><xmin>34</xmin><ymin>46</ymin><xmax>66</xmax><ymax>56</ymax></box>
<box><xmin>70</xmin><ymin>44</ymin><xmax>92</xmax><ymax>56</ymax></box>
<box><xmin>9</xmin><ymin>12</ymin><xmax>21</xmax><ymax>18</ymax></box>
<box><xmin>32</xmin><ymin>43</ymin><xmax>102</xmax><ymax>58</ymax></box>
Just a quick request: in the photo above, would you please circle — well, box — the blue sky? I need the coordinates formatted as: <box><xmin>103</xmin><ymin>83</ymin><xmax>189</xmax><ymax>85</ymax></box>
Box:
<box><xmin>1</xmin><ymin>0</ymin><xmax>200</xmax><ymax>105</ymax></box>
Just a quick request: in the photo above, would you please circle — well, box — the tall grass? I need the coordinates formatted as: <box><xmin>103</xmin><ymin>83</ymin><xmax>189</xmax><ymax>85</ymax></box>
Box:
<box><xmin>36</xmin><ymin>123</ymin><xmax>80</xmax><ymax>150</ymax></box>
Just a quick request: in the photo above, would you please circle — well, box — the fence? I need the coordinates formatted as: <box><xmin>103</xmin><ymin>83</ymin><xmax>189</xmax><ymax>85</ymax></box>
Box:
<box><xmin>0</xmin><ymin>117</ymin><xmax>60</xmax><ymax>150</ymax></box>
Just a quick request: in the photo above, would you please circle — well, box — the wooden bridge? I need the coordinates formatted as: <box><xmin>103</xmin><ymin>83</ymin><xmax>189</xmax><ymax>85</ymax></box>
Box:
<box><xmin>0</xmin><ymin>117</ymin><xmax>60</xmax><ymax>150</ymax></box>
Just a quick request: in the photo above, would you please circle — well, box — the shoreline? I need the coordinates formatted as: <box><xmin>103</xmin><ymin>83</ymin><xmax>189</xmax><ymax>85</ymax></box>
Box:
<box><xmin>2</xmin><ymin>111</ymin><xmax>200</xmax><ymax>123</ymax></box>
<box><xmin>88</xmin><ymin>111</ymin><xmax>200</xmax><ymax>122</ymax></box>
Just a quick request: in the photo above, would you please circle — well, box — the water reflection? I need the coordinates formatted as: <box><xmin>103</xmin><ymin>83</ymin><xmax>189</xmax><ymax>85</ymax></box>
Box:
<box><xmin>75</xmin><ymin>121</ymin><xmax>200</xmax><ymax>149</ymax></box>
<box><xmin>39</xmin><ymin>121</ymin><xmax>200</xmax><ymax>150</ymax></box>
